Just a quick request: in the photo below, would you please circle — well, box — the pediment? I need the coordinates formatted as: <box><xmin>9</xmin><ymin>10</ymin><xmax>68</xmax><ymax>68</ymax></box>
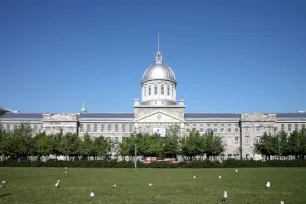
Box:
<box><xmin>134</xmin><ymin>110</ymin><xmax>184</xmax><ymax>123</ymax></box>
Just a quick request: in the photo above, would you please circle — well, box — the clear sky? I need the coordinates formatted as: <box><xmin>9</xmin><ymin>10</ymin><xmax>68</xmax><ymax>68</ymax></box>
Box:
<box><xmin>1</xmin><ymin>0</ymin><xmax>305</xmax><ymax>113</ymax></box>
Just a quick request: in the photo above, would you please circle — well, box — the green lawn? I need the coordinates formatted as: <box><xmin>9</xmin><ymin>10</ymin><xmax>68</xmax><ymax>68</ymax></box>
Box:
<box><xmin>0</xmin><ymin>167</ymin><xmax>306</xmax><ymax>204</ymax></box>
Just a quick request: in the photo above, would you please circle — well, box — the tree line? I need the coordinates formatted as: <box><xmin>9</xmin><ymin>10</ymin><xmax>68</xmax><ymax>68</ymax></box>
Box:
<box><xmin>254</xmin><ymin>128</ymin><xmax>306</xmax><ymax>160</ymax></box>
<box><xmin>0</xmin><ymin>124</ymin><xmax>224</xmax><ymax>160</ymax></box>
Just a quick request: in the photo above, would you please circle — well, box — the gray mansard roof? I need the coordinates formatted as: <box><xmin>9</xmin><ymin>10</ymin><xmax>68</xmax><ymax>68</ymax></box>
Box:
<box><xmin>0</xmin><ymin>112</ymin><xmax>43</xmax><ymax>119</ymax></box>
<box><xmin>184</xmin><ymin>113</ymin><xmax>241</xmax><ymax>119</ymax></box>
<box><xmin>276</xmin><ymin>113</ymin><xmax>306</xmax><ymax>120</ymax></box>
<box><xmin>79</xmin><ymin>113</ymin><xmax>134</xmax><ymax>119</ymax></box>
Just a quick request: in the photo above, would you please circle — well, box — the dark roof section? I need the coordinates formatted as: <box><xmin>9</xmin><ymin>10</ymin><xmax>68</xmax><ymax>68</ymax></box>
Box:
<box><xmin>79</xmin><ymin>113</ymin><xmax>134</xmax><ymax>119</ymax></box>
<box><xmin>276</xmin><ymin>113</ymin><xmax>306</xmax><ymax>119</ymax></box>
<box><xmin>0</xmin><ymin>112</ymin><xmax>43</xmax><ymax>119</ymax></box>
<box><xmin>185</xmin><ymin>113</ymin><xmax>241</xmax><ymax>119</ymax></box>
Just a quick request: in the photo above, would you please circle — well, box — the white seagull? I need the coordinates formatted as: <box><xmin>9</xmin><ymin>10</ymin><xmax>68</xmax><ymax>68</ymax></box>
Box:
<box><xmin>266</xmin><ymin>181</ymin><xmax>270</xmax><ymax>188</ymax></box>
<box><xmin>113</xmin><ymin>184</ymin><xmax>117</xmax><ymax>188</ymax></box>
<box><xmin>235</xmin><ymin>169</ymin><xmax>238</xmax><ymax>172</ymax></box>
<box><xmin>149</xmin><ymin>183</ymin><xmax>152</xmax><ymax>187</ymax></box>
<box><xmin>90</xmin><ymin>192</ymin><xmax>95</xmax><ymax>197</ymax></box>
<box><xmin>223</xmin><ymin>191</ymin><xmax>228</xmax><ymax>201</ymax></box>
<box><xmin>2</xmin><ymin>180</ymin><xmax>7</xmax><ymax>184</ymax></box>
<box><xmin>280</xmin><ymin>201</ymin><xmax>284</xmax><ymax>204</ymax></box>
<box><xmin>55</xmin><ymin>178</ymin><xmax>60</xmax><ymax>188</ymax></box>
<box><xmin>65</xmin><ymin>167</ymin><xmax>67</xmax><ymax>170</ymax></box>
<box><xmin>193</xmin><ymin>176</ymin><xmax>196</xmax><ymax>179</ymax></box>
<box><xmin>219</xmin><ymin>176</ymin><xmax>222</xmax><ymax>179</ymax></box>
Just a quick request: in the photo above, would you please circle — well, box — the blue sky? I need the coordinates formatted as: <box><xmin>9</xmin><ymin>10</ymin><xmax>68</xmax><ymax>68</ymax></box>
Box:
<box><xmin>1</xmin><ymin>0</ymin><xmax>305</xmax><ymax>113</ymax></box>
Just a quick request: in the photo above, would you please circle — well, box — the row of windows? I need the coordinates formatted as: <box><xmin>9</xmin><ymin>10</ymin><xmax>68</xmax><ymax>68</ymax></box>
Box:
<box><xmin>144</xmin><ymin>84</ymin><xmax>174</xmax><ymax>96</ymax></box>
<box><xmin>44</xmin><ymin>127</ymin><xmax>75</xmax><ymax>132</ymax></box>
<box><xmin>280</xmin><ymin>124</ymin><xmax>305</xmax><ymax>132</ymax></box>
<box><xmin>1</xmin><ymin>123</ymin><xmax>39</xmax><ymax>131</ymax></box>
<box><xmin>186</xmin><ymin>123</ymin><xmax>238</xmax><ymax>127</ymax></box>
<box><xmin>186</xmin><ymin>127</ymin><xmax>239</xmax><ymax>133</ymax></box>
<box><xmin>80</xmin><ymin>123</ymin><xmax>133</xmax><ymax>133</ymax></box>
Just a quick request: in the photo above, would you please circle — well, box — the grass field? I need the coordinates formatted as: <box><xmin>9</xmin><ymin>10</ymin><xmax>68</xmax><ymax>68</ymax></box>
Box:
<box><xmin>0</xmin><ymin>167</ymin><xmax>306</xmax><ymax>204</ymax></box>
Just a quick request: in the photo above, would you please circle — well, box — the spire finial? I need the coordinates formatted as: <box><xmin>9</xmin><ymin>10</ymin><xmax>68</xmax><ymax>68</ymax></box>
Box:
<box><xmin>158</xmin><ymin>32</ymin><xmax>160</xmax><ymax>52</ymax></box>
<box><xmin>81</xmin><ymin>100</ymin><xmax>87</xmax><ymax>113</ymax></box>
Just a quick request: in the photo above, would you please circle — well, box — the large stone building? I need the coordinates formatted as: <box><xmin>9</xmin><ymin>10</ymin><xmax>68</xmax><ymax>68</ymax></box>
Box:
<box><xmin>1</xmin><ymin>49</ymin><xmax>306</xmax><ymax>160</ymax></box>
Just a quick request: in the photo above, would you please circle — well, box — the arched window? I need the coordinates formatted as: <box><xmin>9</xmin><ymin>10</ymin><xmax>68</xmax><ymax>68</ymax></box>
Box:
<box><xmin>144</xmin><ymin>86</ymin><xmax>146</xmax><ymax>96</ymax></box>
<box><xmin>154</xmin><ymin>85</ymin><xmax>158</xmax><ymax>95</ymax></box>
<box><xmin>167</xmin><ymin>85</ymin><xmax>170</xmax><ymax>95</ymax></box>
<box><xmin>161</xmin><ymin>84</ymin><xmax>164</xmax><ymax>95</ymax></box>
<box><xmin>148</xmin><ymin>85</ymin><xmax>151</xmax><ymax>96</ymax></box>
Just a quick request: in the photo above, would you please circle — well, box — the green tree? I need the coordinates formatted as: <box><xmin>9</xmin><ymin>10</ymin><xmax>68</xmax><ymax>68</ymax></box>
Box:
<box><xmin>162</xmin><ymin>126</ymin><xmax>180</xmax><ymax>158</ymax></box>
<box><xmin>78</xmin><ymin>133</ymin><xmax>94</xmax><ymax>159</ymax></box>
<box><xmin>94</xmin><ymin>136</ymin><xmax>111</xmax><ymax>159</ymax></box>
<box><xmin>138</xmin><ymin>134</ymin><xmax>162</xmax><ymax>157</ymax></box>
<box><xmin>59</xmin><ymin>133</ymin><xmax>80</xmax><ymax>159</ymax></box>
<box><xmin>202</xmin><ymin>130</ymin><xmax>224</xmax><ymax>159</ymax></box>
<box><xmin>180</xmin><ymin>131</ymin><xmax>202</xmax><ymax>160</ymax></box>
<box><xmin>34</xmin><ymin>132</ymin><xmax>53</xmax><ymax>159</ymax></box>
<box><xmin>254</xmin><ymin>132</ymin><xmax>276</xmax><ymax>160</ymax></box>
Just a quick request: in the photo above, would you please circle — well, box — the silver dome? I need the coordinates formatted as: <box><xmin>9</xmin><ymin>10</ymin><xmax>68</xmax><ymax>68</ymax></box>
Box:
<box><xmin>141</xmin><ymin>63</ymin><xmax>176</xmax><ymax>84</ymax></box>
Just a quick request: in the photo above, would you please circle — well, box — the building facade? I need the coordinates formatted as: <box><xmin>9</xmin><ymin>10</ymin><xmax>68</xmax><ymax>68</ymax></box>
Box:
<box><xmin>1</xmin><ymin>49</ymin><xmax>306</xmax><ymax>160</ymax></box>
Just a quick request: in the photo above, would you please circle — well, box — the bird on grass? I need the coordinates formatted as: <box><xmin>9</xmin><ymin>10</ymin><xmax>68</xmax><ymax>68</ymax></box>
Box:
<box><xmin>235</xmin><ymin>169</ymin><xmax>238</xmax><ymax>172</ymax></box>
<box><xmin>90</xmin><ymin>192</ymin><xmax>95</xmax><ymax>197</ymax></box>
<box><xmin>2</xmin><ymin>180</ymin><xmax>7</xmax><ymax>184</ymax></box>
<box><xmin>280</xmin><ymin>201</ymin><xmax>284</xmax><ymax>204</ymax></box>
<box><xmin>222</xmin><ymin>191</ymin><xmax>228</xmax><ymax>202</ymax></box>
<box><xmin>113</xmin><ymin>184</ymin><xmax>117</xmax><ymax>188</ymax></box>
<box><xmin>55</xmin><ymin>178</ymin><xmax>60</xmax><ymax>188</ymax></box>
<box><xmin>193</xmin><ymin>176</ymin><xmax>196</xmax><ymax>179</ymax></box>
<box><xmin>266</xmin><ymin>181</ymin><xmax>270</xmax><ymax>189</ymax></box>
<box><xmin>219</xmin><ymin>176</ymin><xmax>222</xmax><ymax>179</ymax></box>
<box><xmin>149</xmin><ymin>183</ymin><xmax>152</xmax><ymax>187</ymax></box>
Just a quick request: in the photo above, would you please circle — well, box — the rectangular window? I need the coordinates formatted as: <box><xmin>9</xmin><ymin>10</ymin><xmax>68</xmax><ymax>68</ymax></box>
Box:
<box><xmin>129</xmin><ymin>124</ymin><xmax>132</xmax><ymax>132</ymax></box>
<box><xmin>235</xmin><ymin>128</ymin><xmax>238</xmax><ymax>132</ymax></box>
<box><xmin>256</xmin><ymin>127</ymin><xmax>260</xmax><ymax>131</ymax></box>
<box><xmin>115</xmin><ymin>124</ymin><xmax>119</xmax><ymax>132</ymax></box>
<box><xmin>214</xmin><ymin>124</ymin><xmax>217</xmax><ymax>127</ymax></box>
<box><xmin>281</xmin><ymin>124</ymin><xmax>285</xmax><ymax>131</ymax></box>
<box><xmin>115</xmin><ymin>137</ymin><xmax>119</xmax><ymax>142</ymax></box>
<box><xmin>94</xmin><ymin>124</ymin><xmax>97</xmax><ymax>132</ymax></box>
<box><xmin>13</xmin><ymin>124</ymin><xmax>17</xmax><ymax>131</ymax></box>
<box><xmin>245</xmin><ymin>136</ymin><xmax>250</xmax><ymax>145</ymax></box>
<box><xmin>34</xmin><ymin>124</ymin><xmax>37</xmax><ymax>130</ymax></box>
<box><xmin>228</xmin><ymin>128</ymin><xmax>231</xmax><ymax>132</ymax></box>
<box><xmin>235</xmin><ymin>124</ymin><xmax>238</xmax><ymax>127</ymax></box>
<box><xmin>221</xmin><ymin>124</ymin><xmax>224</xmax><ymax>127</ymax></box>
<box><xmin>101</xmin><ymin>124</ymin><xmax>104</xmax><ymax>132</ymax></box>
<box><xmin>288</xmin><ymin>124</ymin><xmax>291</xmax><ymax>132</ymax></box>
<box><xmin>207</xmin><ymin>124</ymin><xmax>211</xmax><ymax>127</ymax></box>
<box><xmin>200</xmin><ymin>124</ymin><xmax>203</xmax><ymax>127</ymax></box>
<box><xmin>122</xmin><ymin>124</ymin><xmax>126</xmax><ymax>132</ymax></box>
<box><xmin>199</xmin><ymin>128</ymin><xmax>203</xmax><ymax>132</ymax></box>
<box><xmin>228</xmin><ymin>124</ymin><xmax>231</xmax><ymax>127</ymax></box>
<box><xmin>207</xmin><ymin>128</ymin><xmax>211</xmax><ymax>132</ymax></box>
<box><xmin>87</xmin><ymin>124</ymin><xmax>91</xmax><ymax>132</ymax></box>
<box><xmin>256</xmin><ymin>136</ymin><xmax>261</xmax><ymax>143</ymax></box>
<box><xmin>295</xmin><ymin>124</ymin><xmax>298</xmax><ymax>131</ymax></box>
<box><xmin>214</xmin><ymin>128</ymin><xmax>217</xmax><ymax>132</ymax></box>
<box><xmin>302</xmin><ymin>124</ymin><xmax>305</xmax><ymax>129</ymax></box>
<box><xmin>186</xmin><ymin>124</ymin><xmax>189</xmax><ymax>127</ymax></box>
<box><xmin>245</xmin><ymin>127</ymin><xmax>249</xmax><ymax>132</ymax></box>
<box><xmin>186</xmin><ymin>128</ymin><xmax>190</xmax><ymax>132</ymax></box>
<box><xmin>7</xmin><ymin>124</ymin><xmax>10</xmax><ymax>130</ymax></box>
<box><xmin>235</xmin><ymin>137</ymin><xmax>238</xmax><ymax>144</ymax></box>
<box><xmin>192</xmin><ymin>128</ymin><xmax>196</xmax><ymax>132</ymax></box>
<box><xmin>193</xmin><ymin>124</ymin><xmax>196</xmax><ymax>127</ymax></box>
<box><xmin>227</xmin><ymin>137</ymin><xmax>232</xmax><ymax>145</ymax></box>
<box><xmin>221</xmin><ymin>128</ymin><xmax>224</xmax><ymax>132</ymax></box>
<box><xmin>108</xmin><ymin>124</ymin><xmax>112</xmax><ymax>132</ymax></box>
